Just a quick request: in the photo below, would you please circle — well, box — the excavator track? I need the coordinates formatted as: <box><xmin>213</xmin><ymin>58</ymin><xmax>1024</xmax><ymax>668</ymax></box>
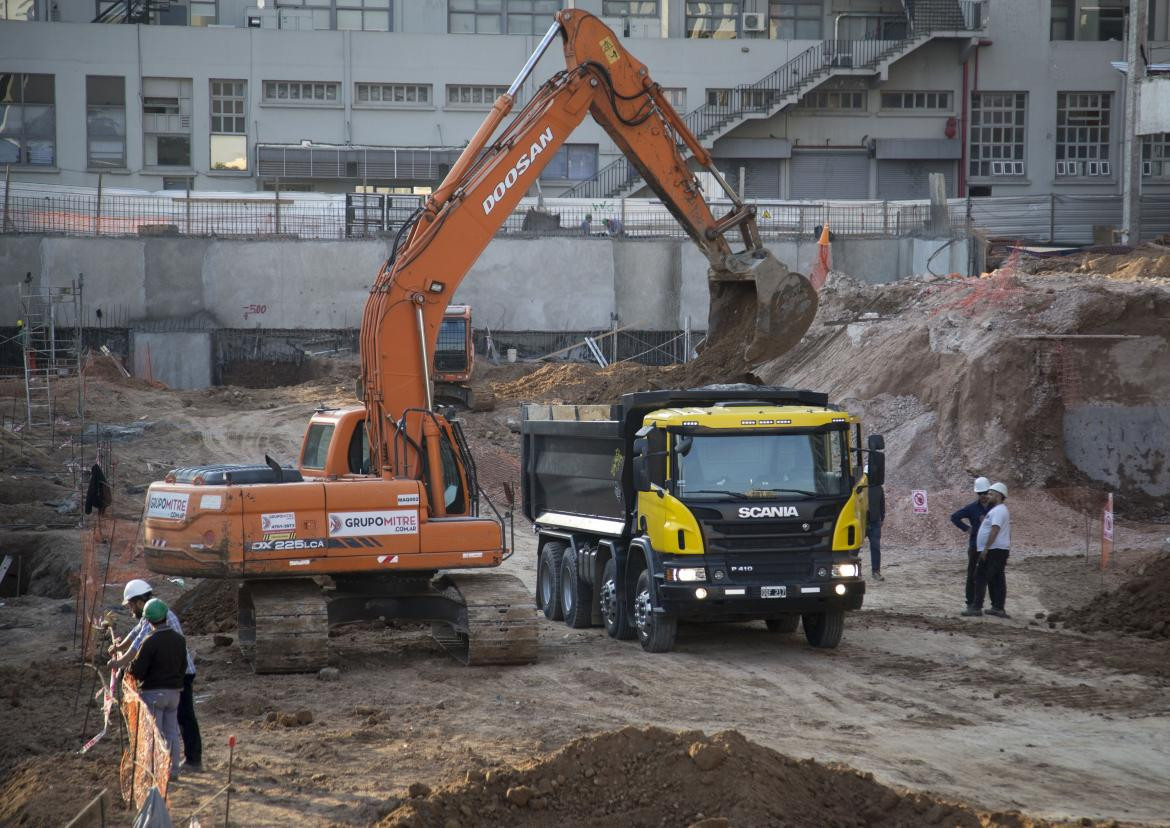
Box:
<box><xmin>430</xmin><ymin>572</ymin><xmax>539</xmax><ymax>666</ymax></box>
<box><xmin>237</xmin><ymin>579</ymin><xmax>330</xmax><ymax>674</ymax></box>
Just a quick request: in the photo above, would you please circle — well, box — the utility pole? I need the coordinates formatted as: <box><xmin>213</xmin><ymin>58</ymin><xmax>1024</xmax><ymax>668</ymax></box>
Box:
<box><xmin>1121</xmin><ymin>0</ymin><xmax>1148</xmax><ymax>245</ymax></box>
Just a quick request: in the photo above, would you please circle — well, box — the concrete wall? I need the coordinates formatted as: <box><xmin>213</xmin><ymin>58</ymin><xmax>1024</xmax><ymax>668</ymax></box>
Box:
<box><xmin>0</xmin><ymin>233</ymin><xmax>968</xmax><ymax>332</ymax></box>
<box><xmin>1064</xmin><ymin>404</ymin><xmax>1170</xmax><ymax>498</ymax></box>
<box><xmin>132</xmin><ymin>331</ymin><xmax>212</xmax><ymax>389</ymax></box>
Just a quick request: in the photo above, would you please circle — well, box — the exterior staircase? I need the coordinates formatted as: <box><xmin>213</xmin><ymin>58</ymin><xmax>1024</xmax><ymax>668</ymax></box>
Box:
<box><xmin>565</xmin><ymin>0</ymin><xmax>986</xmax><ymax>200</ymax></box>
<box><xmin>93</xmin><ymin>0</ymin><xmax>173</xmax><ymax>24</ymax></box>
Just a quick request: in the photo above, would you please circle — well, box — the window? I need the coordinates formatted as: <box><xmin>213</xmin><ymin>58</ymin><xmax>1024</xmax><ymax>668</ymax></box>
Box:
<box><xmin>190</xmin><ymin>0</ymin><xmax>215</xmax><ymax>24</ymax></box>
<box><xmin>356</xmin><ymin>83</ymin><xmax>432</xmax><ymax>107</ymax></box>
<box><xmin>210</xmin><ymin>79</ymin><xmax>248</xmax><ymax>172</ymax></box>
<box><xmin>1142</xmin><ymin>133</ymin><xmax>1170</xmax><ymax>179</ymax></box>
<box><xmin>337</xmin><ymin>0</ymin><xmax>390</xmax><ymax>31</ymax></box>
<box><xmin>969</xmin><ymin>92</ymin><xmax>1026</xmax><ymax>178</ymax></box>
<box><xmin>1050</xmin><ymin>0</ymin><xmax>1071</xmax><ymax>39</ymax></box>
<box><xmin>301</xmin><ymin>422</ymin><xmax>335</xmax><ymax>470</ymax></box>
<box><xmin>603</xmin><ymin>1</ymin><xmax>658</xmax><ymax>15</ymax></box>
<box><xmin>661</xmin><ymin>87</ymin><xmax>687</xmax><ymax>110</ymax></box>
<box><xmin>446</xmin><ymin>84</ymin><xmax>509</xmax><ymax>109</ymax></box>
<box><xmin>880</xmin><ymin>91</ymin><xmax>953</xmax><ymax>111</ymax></box>
<box><xmin>1</xmin><ymin>0</ymin><xmax>36</xmax><ymax>19</ymax></box>
<box><xmin>686</xmin><ymin>1</ymin><xmax>740</xmax><ymax>38</ymax></box>
<box><xmin>797</xmin><ymin>90</ymin><xmax>866</xmax><ymax>110</ymax></box>
<box><xmin>540</xmin><ymin>143</ymin><xmax>597</xmax><ymax>181</ymax></box>
<box><xmin>769</xmin><ymin>1</ymin><xmax>821</xmax><ymax>39</ymax></box>
<box><xmin>1056</xmin><ymin>92</ymin><xmax>1111</xmax><ymax>177</ymax></box>
<box><xmin>707</xmin><ymin>87</ymin><xmax>773</xmax><ymax>110</ymax></box>
<box><xmin>1052</xmin><ymin>0</ymin><xmax>1128</xmax><ymax>41</ymax></box>
<box><xmin>448</xmin><ymin>0</ymin><xmax>561</xmax><ymax>35</ymax></box>
<box><xmin>86</xmin><ymin>75</ymin><xmax>125</xmax><ymax>169</ymax></box>
<box><xmin>0</xmin><ymin>73</ymin><xmax>54</xmax><ymax>167</ymax></box>
<box><xmin>263</xmin><ymin>81</ymin><xmax>340</xmax><ymax>105</ymax></box>
<box><xmin>143</xmin><ymin>77</ymin><xmax>192</xmax><ymax>169</ymax></box>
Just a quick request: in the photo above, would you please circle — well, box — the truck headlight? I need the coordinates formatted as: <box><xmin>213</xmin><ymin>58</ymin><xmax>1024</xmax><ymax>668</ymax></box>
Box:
<box><xmin>666</xmin><ymin>567</ymin><xmax>707</xmax><ymax>582</ymax></box>
<box><xmin>832</xmin><ymin>563</ymin><xmax>859</xmax><ymax>578</ymax></box>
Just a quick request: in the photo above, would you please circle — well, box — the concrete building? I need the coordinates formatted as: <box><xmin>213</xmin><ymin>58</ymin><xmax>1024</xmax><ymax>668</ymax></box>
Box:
<box><xmin>1</xmin><ymin>0</ymin><xmax>1168</xmax><ymax>201</ymax></box>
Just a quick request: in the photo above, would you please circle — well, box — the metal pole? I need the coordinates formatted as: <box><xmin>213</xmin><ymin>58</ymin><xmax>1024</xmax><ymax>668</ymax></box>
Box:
<box><xmin>507</xmin><ymin>20</ymin><xmax>563</xmax><ymax>98</ymax></box>
<box><xmin>94</xmin><ymin>173</ymin><xmax>103</xmax><ymax>236</ymax></box>
<box><xmin>414</xmin><ymin>301</ymin><xmax>433</xmax><ymax>410</ymax></box>
<box><xmin>1049</xmin><ymin>193</ymin><xmax>1056</xmax><ymax>243</ymax></box>
<box><xmin>3</xmin><ymin>163</ymin><xmax>10</xmax><ymax>232</ymax></box>
<box><xmin>274</xmin><ymin>177</ymin><xmax>281</xmax><ymax>235</ymax></box>
<box><xmin>1121</xmin><ymin>0</ymin><xmax>1147</xmax><ymax>245</ymax></box>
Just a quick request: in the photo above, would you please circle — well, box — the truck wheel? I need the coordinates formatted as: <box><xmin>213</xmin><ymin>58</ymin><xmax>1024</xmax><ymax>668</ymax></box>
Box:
<box><xmin>802</xmin><ymin>610</ymin><xmax>845</xmax><ymax>648</ymax></box>
<box><xmin>633</xmin><ymin>568</ymin><xmax>676</xmax><ymax>653</ymax></box>
<box><xmin>560</xmin><ymin>548</ymin><xmax>593</xmax><ymax>629</ymax></box>
<box><xmin>538</xmin><ymin>541</ymin><xmax>565</xmax><ymax>621</ymax></box>
<box><xmin>765</xmin><ymin>615</ymin><xmax>800</xmax><ymax>634</ymax></box>
<box><xmin>600</xmin><ymin>557</ymin><xmax>634</xmax><ymax>640</ymax></box>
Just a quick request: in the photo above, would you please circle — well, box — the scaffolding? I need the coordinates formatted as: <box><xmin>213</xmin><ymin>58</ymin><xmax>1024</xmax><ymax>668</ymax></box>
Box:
<box><xmin>19</xmin><ymin>276</ymin><xmax>84</xmax><ymax>441</ymax></box>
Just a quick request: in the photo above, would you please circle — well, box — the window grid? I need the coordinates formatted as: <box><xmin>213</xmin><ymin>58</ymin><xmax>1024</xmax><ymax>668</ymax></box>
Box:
<box><xmin>769</xmin><ymin>0</ymin><xmax>822</xmax><ymax>39</ymax></box>
<box><xmin>1142</xmin><ymin>133</ymin><xmax>1170</xmax><ymax>179</ymax></box>
<box><xmin>969</xmin><ymin>91</ymin><xmax>1026</xmax><ymax>178</ymax></box>
<box><xmin>797</xmin><ymin>90</ymin><xmax>866</xmax><ymax>110</ymax></box>
<box><xmin>446</xmin><ymin>84</ymin><xmax>510</xmax><ymax>108</ymax></box>
<box><xmin>880</xmin><ymin>91</ymin><xmax>953</xmax><ymax>111</ymax></box>
<box><xmin>0</xmin><ymin>73</ymin><xmax>55</xmax><ymax>167</ymax></box>
<box><xmin>142</xmin><ymin>77</ymin><xmax>192</xmax><ymax>169</ymax></box>
<box><xmin>448</xmin><ymin>0</ymin><xmax>561</xmax><ymax>35</ymax></box>
<box><xmin>1055</xmin><ymin>92</ymin><xmax>1111</xmax><ymax>177</ymax></box>
<box><xmin>602</xmin><ymin>1</ymin><xmax>658</xmax><ymax>16</ymax></box>
<box><xmin>211</xmin><ymin>80</ymin><xmax>246</xmax><ymax>133</ymax></box>
<box><xmin>337</xmin><ymin>0</ymin><xmax>390</xmax><ymax>32</ymax></box>
<box><xmin>707</xmin><ymin>87</ymin><xmax>774</xmax><ymax>110</ymax></box>
<box><xmin>661</xmin><ymin>87</ymin><xmax>687</xmax><ymax>110</ymax></box>
<box><xmin>685</xmin><ymin>1</ymin><xmax>741</xmax><ymax>39</ymax></box>
<box><xmin>539</xmin><ymin>143</ymin><xmax>598</xmax><ymax>181</ymax></box>
<box><xmin>356</xmin><ymin>83</ymin><xmax>432</xmax><ymax>106</ymax></box>
<box><xmin>86</xmin><ymin>75</ymin><xmax>125</xmax><ymax>170</ymax></box>
<box><xmin>263</xmin><ymin>81</ymin><xmax>340</xmax><ymax>104</ymax></box>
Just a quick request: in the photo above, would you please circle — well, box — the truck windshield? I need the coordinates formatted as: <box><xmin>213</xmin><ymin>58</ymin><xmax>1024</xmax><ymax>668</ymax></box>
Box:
<box><xmin>675</xmin><ymin>431</ymin><xmax>849</xmax><ymax>499</ymax></box>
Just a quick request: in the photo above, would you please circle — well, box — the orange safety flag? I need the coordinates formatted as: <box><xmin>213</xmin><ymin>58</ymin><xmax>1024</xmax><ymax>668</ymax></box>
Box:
<box><xmin>1100</xmin><ymin>492</ymin><xmax>1114</xmax><ymax>570</ymax></box>
<box><xmin>808</xmin><ymin>224</ymin><xmax>832</xmax><ymax>292</ymax></box>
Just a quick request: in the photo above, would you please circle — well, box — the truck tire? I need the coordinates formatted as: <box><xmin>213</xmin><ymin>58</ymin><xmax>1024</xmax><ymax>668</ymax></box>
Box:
<box><xmin>600</xmin><ymin>557</ymin><xmax>634</xmax><ymax>640</ymax></box>
<box><xmin>765</xmin><ymin>615</ymin><xmax>800</xmax><ymax>634</ymax></box>
<box><xmin>538</xmin><ymin>541</ymin><xmax>566</xmax><ymax>621</ymax></box>
<box><xmin>634</xmin><ymin>568</ymin><xmax>677</xmax><ymax>653</ymax></box>
<box><xmin>560</xmin><ymin>548</ymin><xmax>593</xmax><ymax>629</ymax></box>
<box><xmin>802</xmin><ymin>610</ymin><xmax>845</xmax><ymax>648</ymax></box>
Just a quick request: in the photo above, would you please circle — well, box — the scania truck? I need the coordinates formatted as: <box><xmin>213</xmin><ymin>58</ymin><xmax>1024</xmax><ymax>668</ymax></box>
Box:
<box><xmin>521</xmin><ymin>386</ymin><xmax>884</xmax><ymax>652</ymax></box>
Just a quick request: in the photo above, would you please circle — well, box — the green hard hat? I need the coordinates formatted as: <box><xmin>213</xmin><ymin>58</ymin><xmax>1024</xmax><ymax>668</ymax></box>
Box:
<box><xmin>143</xmin><ymin>597</ymin><xmax>168</xmax><ymax>623</ymax></box>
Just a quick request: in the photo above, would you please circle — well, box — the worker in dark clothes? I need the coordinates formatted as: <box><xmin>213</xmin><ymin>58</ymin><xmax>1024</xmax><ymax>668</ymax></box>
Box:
<box><xmin>963</xmin><ymin>482</ymin><xmax>1012</xmax><ymax>619</ymax></box>
<box><xmin>950</xmin><ymin>476</ymin><xmax>991</xmax><ymax>612</ymax></box>
<box><xmin>128</xmin><ymin>598</ymin><xmax>187</xmax><ymax>779</ymax></box>
<box><xmin>866</xmin><ymin>470</ymin><xmax>885</xmax><ymax>581</ymax></box>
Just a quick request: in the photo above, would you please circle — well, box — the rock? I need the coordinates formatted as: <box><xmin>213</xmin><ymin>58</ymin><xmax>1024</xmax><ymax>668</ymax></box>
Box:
<box><xmin>688</xmin><ymin>819</ymin><xmax>730</xmax><ymax>828</ymax></box>
<box><xmin>505</xmin><ymin>786</ymin><xmax>533</xmax><ymax>807</ymax></box>
<box><xmin>265</xmin><ymin>711</ymin><xmax>278</xmax><ymax>723</ymax></box>
<box><xmin>213</xmin><ymin>634</ymin><xmax>234</xmax><ymax>648</ymax></box>
<box><xmin>317</xmin><ymin>667</ymin><xmax>340</xmax><ymax>682</ymax></box>
<box><xmin>278</xmin><ymin>713</ymin><xmax>299</xmax><ymax>727</ymax></box>
<box><xmin>465</xmin><ymin>769</ymin><xmax>484</xmax><ymax>784</ymax></box>
<box><xmin>582</xmin><ymin>767</ymin><xmax>595</xmax><ymax>779</ymax></box>
<box><xmin>295</xmin><ymin>709</ymin><xmax>314</xmax><ymax>725</ymax></box>
<box><xmin>1034</xmin><ymin>612</ymin><xmax>1046</xmax><ymax>619</ymax></box>
<box><xmin>1047</xmin><ymin>612</ymin><xmax>1063</xmax><ymax>624</ymax></box>
<box><xmin>443</xmin><ymin>819</ymin><xmax>461</xmax><ymax>828</ymax></box>
<box><xmin>58</xmin><ymin>603</ymin><xmax>73</xmax><ymax>613</ymax></box>
<box><xmin>506</xmin><ymin>417</ymin><xmax>520</xmax><ymax>433</ymax></box>
<box><xmin>688</xmin><ymin>742</ymin><xmax>727</xmax><ymax>771</ymax></box>
<box><xmin>408</xmin><ymin>782</ymin><xmax>431</xmax><ymax>799</ymax></box>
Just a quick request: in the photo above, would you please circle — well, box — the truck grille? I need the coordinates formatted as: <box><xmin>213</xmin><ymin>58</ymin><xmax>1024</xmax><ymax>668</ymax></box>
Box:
<box><xmin>703</xmin><ymin>519</ymin><xmax>832</xmax><ymax>554</ymax></box>
<box><xmin>723</xmin><ymin>557</ymin><xmax>812</xmax><ymax>581</ymax></box>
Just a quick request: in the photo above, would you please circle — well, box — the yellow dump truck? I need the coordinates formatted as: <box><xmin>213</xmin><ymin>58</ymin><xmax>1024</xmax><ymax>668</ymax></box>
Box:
<box><xmin>522</xmin><ymin>386</ymin><xmax>885</xmax><ymax>652</ymax></box>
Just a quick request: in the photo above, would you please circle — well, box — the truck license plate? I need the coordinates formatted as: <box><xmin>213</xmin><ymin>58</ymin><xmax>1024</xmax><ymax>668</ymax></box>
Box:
<box><xmin>761</xmin><ymin>586</ymin><xmax>787</xmax><ymax>599</ymax></box>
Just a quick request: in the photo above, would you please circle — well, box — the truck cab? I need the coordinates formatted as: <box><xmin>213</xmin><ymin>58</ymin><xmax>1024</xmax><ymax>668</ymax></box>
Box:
<box><xmin>522</xmin><ymin>387</ymin><xmax>884</xmax><ymax>653</ymax></box>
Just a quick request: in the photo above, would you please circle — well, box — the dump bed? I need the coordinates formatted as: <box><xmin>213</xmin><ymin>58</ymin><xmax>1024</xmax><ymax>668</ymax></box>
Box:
<box><xmin>520</xmin><ymin>403</ymin><xmax>627</xmax><ymax>529</ymax></box>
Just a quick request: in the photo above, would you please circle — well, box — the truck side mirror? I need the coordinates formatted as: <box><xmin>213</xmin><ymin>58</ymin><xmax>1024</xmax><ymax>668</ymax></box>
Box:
<box><xmin>867</xmin><ymin>434</ymin><xmax>885</xmax><ymax>452</ymax></box>
<box><xmin>867</xmin><ymin>449</ymin><xmax>886</xmax><ymax>487</ymax></box>
<box><xmin>675</xmin><ymin>435</ymin><xmax>693</xmax><ymax>457</ymax></box>
<box><xmin>632</xmin><ymin>455</ymin><xmax>651</xmax><ymax>492</ymax></box>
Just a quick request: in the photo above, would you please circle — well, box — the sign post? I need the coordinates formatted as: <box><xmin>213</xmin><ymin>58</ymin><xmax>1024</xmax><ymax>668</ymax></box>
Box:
<box><xmin>911</xmin><ymin>490</ymin><xmax>929</xmax><ymax>514</ymax></box>
<box><xmin>1100</xmin><ymin>492</ymin><xmax>1114</xmax><ymax>571</ymax></box>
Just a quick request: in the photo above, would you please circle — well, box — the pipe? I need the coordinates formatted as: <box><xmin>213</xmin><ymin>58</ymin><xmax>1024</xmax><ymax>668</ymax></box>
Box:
<box><xmin>415</xmin><ymin>300</ymin><xmax>433</xmax><ymax>410</ymax></box>
<box><xmin>509</xmin><ymin>21</ymin><xmax>562</xmax><ymax>98</ymax></box>
<box><xmin>959</xmin><ymin>56</ymin><xmax>968</xmax><ymax>195</ymax></box>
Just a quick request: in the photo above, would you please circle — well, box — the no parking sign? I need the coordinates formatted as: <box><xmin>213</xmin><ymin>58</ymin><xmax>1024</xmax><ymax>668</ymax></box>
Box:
<box><xmin>911</xmin><ymin>490</ymin><xmax>929</xmax><ymax>514</ymax></box>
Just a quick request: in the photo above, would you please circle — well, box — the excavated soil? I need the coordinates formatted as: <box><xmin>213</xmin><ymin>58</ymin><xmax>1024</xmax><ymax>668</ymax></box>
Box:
<box><xmin>380</xmin><ymin>726</ymin><xmax>1103</xmax><ymax>828</ymax></box>
<box><xmin>172</xmin><ymin>577</ymin><xmax>238</xmax><ymax>634</ymax></box>
<box><xmin>1025</xmin><ymin>244</ymin><xmax>1170</xmax><ymax>282</ymax></box>
<box><xmin>1058</xmin><ymin>548</ymin><xmax>1170</xmax><ymax>638</ymax></box>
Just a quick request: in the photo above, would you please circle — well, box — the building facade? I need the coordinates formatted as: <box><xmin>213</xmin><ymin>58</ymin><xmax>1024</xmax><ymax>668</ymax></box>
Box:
<box><xmin>1</xmin><ymin>0</ymin><xmax>1168</xmax><ymax>200</ymax></box>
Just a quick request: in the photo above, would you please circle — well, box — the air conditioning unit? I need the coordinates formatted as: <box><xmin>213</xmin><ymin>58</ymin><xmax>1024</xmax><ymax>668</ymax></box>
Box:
<box><xmin>1142</xmin><ymin>161</ymin><xmax>1153</xmax><ymax>176</ymax></box>
<box><xmin>1097</xmin><ymin>161</ymin><xmax>1111</xmax><ymax>176</ymax></box>
<box><xmin>742</xmin><ymin>12</ymin><xmax>766</xmax><ymax>32</ymax></box>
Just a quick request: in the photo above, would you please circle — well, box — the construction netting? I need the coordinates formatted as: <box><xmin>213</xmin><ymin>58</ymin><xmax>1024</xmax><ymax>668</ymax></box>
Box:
<box><xmin>119</xmin><ymin>677</ymin><xmax>173</xmax><ymax>810</ymax></box>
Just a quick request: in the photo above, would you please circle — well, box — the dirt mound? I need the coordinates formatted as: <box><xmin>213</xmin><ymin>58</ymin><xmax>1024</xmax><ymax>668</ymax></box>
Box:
<box><xmin>1059</xmin><ymin>548</ymin><xmax>1170</xmax><ymax>638</ymax></box>
<box><xmin>1025</xmin><ymin>245</ymin><xmax>1170</xmax><ymax>282</ymax></box>
<box><xmin>492</xmin><ymin>362</ymin><xmax>686</xmax><ymax>404</ymax></box>
<box><xmin>0</xmin><ymin>754</ymin><xmax>127</xmax><ymax>827</ymax></box>
<box><xmin>172</xmin><ymin>577</ymin><xmax>237</xmax><ymax>634</ymax></box>
<box><xmin>379</xmin><ymin>726</ymin><xmax>1099</xmax><ymax>828</ymax></box>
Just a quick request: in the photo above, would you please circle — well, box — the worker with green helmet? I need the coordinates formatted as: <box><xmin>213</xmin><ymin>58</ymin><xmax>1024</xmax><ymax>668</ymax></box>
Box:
<box><xmin>128</xmin><ymin>597</ymin><xmax>187</xmax><ymax>779</ymax></box>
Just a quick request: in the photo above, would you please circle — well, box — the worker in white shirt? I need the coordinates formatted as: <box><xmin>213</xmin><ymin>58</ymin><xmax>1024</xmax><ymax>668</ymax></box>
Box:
<box><xmin>962</xmin><ymin>482</ymin><xmax>1011</xmax><ymax>619</ymax></box>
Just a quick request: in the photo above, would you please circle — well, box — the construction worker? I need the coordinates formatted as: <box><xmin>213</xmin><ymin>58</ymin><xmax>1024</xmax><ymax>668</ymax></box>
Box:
<box><xmin>963</xmin><ymin>482</ymin><xmax>1011</xmax><ymax>619</ymax></box>
<box><xmin>950</xmin><ymin>477</ymin><xmax>991</xmax><ymax>612</ymax></box>
<box><xmin>580</xmin><ymin>212</ymin><xmax>592</xmax><ymax>235</ymax></box>
<box><xmin>111</xmin><ymin>579</ymin><xmax>203</xmax><ymax>772</ymax></box>
<box><xmin>866</xmin><ymin>469</ymin><xmax>885</xmax><ymax>581</ymax></box>
<box><xmin>128</xmin><ymin>598</ymin><xmax>187</xmax><ymax>780</ymax></box>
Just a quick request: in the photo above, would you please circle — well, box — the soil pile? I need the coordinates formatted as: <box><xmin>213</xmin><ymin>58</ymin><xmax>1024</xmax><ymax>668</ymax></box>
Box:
<box><xmin>1026</xmin><ymin>245</ymin><xmax>1170</xmax><ymax>282</ymax></box>
<box><xmin>172</xmin><ymin>577</ymin><xmax>237</xmax><ymax>634</ymax></box>
<box><xmin>380</xmin><ymin>726</ymin><xmax>1097</xmax><ymax>828</ymax></box>
<box><xmin>1060</xmin><ymin>548</ymin><xmax>1170</xmax><ymax>638</ymax></box>
<box><xmin>0</xmin><ymin>755</ymin><xmax>126</xmax><ymax>828</ymax></box>
<box><xmin>493</xmin><ymin>362</ymin><xmax>684</xmax><ymax>404</ymax></box>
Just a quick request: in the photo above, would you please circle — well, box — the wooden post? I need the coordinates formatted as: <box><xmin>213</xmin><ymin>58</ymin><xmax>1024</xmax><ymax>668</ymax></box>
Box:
<box><xmin>94</xmin><ymin>173</ymin><xmax>103</xmax><ymax>236</ymax></box>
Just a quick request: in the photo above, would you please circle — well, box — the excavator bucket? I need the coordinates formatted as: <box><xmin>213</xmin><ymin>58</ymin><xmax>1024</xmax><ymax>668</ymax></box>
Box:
<box><xmin>706</xmin><ymin>250</ymin><xmax>819</xmax><ymax>366</ymax></box>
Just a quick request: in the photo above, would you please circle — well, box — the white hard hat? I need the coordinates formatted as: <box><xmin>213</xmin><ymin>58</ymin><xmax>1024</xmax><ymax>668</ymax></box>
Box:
<box><xmin>973</xmin><ymin>476</ymin><xmax>991</xmax><ymax>493</ymax></box>
<box><xmin>990</xmin><ymin>482</ymin><xmax>1008</xmax><ymax>498</ymax></box>
<box><xmin>122</xmin><ymin>578</ymin><xmax>153</xmax><ymax>605</ymax></box>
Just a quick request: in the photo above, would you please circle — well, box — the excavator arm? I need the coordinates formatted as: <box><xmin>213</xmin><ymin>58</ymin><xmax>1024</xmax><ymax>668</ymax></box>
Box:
<box><xmin>360</xmin><ymin>9</ymin><xmax>817</xmax><ymax>486</ymax></box>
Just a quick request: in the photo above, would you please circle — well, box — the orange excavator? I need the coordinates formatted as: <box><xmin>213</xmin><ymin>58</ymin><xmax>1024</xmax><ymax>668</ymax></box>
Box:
<box><xmin>141</xmin><ymin>9</ymin><xmax>817</xmax><ymax>673</ymax></box>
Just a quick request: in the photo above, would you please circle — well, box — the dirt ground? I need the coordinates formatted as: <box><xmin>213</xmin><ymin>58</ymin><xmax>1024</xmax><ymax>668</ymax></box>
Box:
<box><xmin>2</xmin><ymin>268</ymin><xmax>1170</xmax><ymax>826</ymax></box>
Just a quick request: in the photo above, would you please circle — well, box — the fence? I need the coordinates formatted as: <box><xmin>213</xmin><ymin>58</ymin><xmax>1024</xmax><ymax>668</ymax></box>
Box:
<box><xmin>474</xmin><ymin>327</ymin><xmax>700</xmax><ymax>367</ymax></box>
